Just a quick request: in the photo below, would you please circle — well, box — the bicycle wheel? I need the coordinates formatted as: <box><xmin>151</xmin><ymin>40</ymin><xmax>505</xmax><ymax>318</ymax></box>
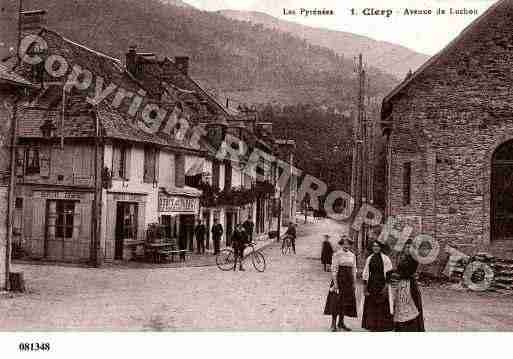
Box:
<box><xmin>216</xmin><ymin>248</ymin><xmax>235</xmax><ymax>271</ymax></box>
<box><xmin>281</xmin><ymin>240</ymin><xmax>291</xmax><ymax>255</ymax></box>
<box><xmin>251</xmin><ymin>251</ymin><xmax>266</xmax><ymax>272</ymax></box>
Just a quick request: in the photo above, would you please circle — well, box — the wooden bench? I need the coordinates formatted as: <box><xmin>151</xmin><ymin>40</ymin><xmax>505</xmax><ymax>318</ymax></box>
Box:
<box><xmin>157</xmin><ymin>248</ymin><xmax>190</xmax><ymax>263</ymax></box>
<box><xmin>146</xmin><ymin>238</ymin><xmax>190</xmax><ymax>263</ymax></box>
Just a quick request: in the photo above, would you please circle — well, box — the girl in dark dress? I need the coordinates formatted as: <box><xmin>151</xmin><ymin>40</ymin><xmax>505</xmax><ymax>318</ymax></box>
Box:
<box><xmin>321</xmin><ymin>234</ymin><xmax>333</xmax><ymax>272</ymax></box>
<box><xmin>324</xmin><ymin>236</ymin><xmax>357</xmax><ymax>332</ymax></box>
<box><xmin>362</xmin><ymin>240</ymin><xmax>394</xmax><ymax>332</ymax></box>
<box><xmin>392</xmin><ymin>243</ymin><xmax>425</xmax><ymax>331</ymax></box>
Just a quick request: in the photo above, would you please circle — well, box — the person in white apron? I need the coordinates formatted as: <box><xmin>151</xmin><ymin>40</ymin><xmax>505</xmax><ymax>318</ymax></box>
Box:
<box><xmin>390</xmin><ymin>242</ymin><xmax>425</xmax><ymax>331</ymax></box>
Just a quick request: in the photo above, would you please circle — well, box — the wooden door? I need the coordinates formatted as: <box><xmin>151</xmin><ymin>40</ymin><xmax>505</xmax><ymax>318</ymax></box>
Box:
<box><xmin>115</xmin><ymin>202</ymin><xmax>138</xmax><ymax>260</ymax></box>
<box><xmin>492</xmin><ymin>141</ymin><xmax>513</xmax><ymax>241</ymax></box>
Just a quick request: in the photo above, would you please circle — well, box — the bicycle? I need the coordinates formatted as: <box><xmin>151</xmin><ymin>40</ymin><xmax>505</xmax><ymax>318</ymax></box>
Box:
<box><xmin>281</xmin><ymin>235</ymin><xmax>293</xmax><ymax>255</ymax></box>
<box><xmin>216</xmin><ymin>242</ymin><xmax>266</xmax><ymax>272</ymax></box>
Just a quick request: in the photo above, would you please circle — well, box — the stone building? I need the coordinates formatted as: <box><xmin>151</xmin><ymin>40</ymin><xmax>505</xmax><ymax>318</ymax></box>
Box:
<box><xmin>381</xmin><ymin>0</ymin><xmax>513</xmax><ymax>261</ymax></box>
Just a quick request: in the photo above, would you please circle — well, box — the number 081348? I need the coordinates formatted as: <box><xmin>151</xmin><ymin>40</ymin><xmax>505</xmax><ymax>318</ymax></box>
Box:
<box><xmin>18</xmin><ymin>343</ymin><xmax>50</xmax><ymax>351</ymax></box>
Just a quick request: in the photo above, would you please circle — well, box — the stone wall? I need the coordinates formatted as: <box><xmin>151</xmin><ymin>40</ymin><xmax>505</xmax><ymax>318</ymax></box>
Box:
<box><xmin>386</xmin><ymin>1</ymin><xmax>513</xmax><ymax>253</ymax></box>
<box><xmin>0</xmin><ymin>186</ymin><xmax>7</xmax><ymax>289</ymax></box>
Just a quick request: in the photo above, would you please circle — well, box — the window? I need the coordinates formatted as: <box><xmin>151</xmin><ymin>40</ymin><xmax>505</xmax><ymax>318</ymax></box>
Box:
<box><xmin>112</xmin><ymin>144</ymin><xmax>130</xmax><ymax>179</ymax></box>
<box><xmin>403</xmin><ymin>162</ymin><xmax>412</xmax><ymax>206</ymax></box>
<box><xmin>143</xmin><ymin>147</ymin><xmax>158</xmax><ymax>183</ymax></box>
<box><xmin>25</xmin><ymin>147</ymin><xmax>40</xmax><ymax>175</ymax></box>
<box><xmin>55</xmin><ymin>201</ymin><xmax>75</xmax><ymax>239</ymax></box>
<box><xmin>225</xmin><ymin>163</ymin><xmax>232</xmax><ymax>189</ymax></box>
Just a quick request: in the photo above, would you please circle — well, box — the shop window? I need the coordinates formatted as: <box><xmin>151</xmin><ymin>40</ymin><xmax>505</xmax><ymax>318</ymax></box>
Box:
<box><xmin>160</xmin><ymin>215</ymin><xmax>178</xmax><ymax>238</ymax></box>
<box><xmin>144</xmin><ymin>147</ymin><xmax>159</xmax><ymax>183</ymax></box>
<box><xmin>402</xmin><ymin>162</ymin><xmax>412</xmax><ymax>206</ymax></box>
<box><xmin>25</xmin><ymin>147</ymin><xmax>40</xmax><ymax>175</ymax></box>
<box><xmin>112</xmin><ymin>144</ymin><xmax>130</xmax><ymax>180</ymax></box>
<box><xmin>55</xmin><ymin>201</ymin><xmax>75</xmax><ymax>239</ymax></box>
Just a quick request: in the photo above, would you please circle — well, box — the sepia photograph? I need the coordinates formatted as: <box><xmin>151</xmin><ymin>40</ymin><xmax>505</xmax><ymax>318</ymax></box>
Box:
<box><xmin>1</xmin><ymin>0</ymin><xmax>513</xmax><ymax>356</ymax></box>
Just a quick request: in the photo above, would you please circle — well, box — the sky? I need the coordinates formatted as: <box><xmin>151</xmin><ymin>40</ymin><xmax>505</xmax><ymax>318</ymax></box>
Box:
<box><xmin>185</xmin><ymin>0</ymin><xmax>499</xmax><ymax>55</ymax></box>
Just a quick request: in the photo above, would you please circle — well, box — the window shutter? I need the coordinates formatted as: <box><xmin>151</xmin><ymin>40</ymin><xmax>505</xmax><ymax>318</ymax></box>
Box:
<box><xmin>112</xmin><ymin>146</ymin><xmax>121</xmax><ymax>179</ymax></box>
<box><xmin>144</xmin><ymin>147</ymin><xmax>154</xmax><ymax>183</ymax></box>
<box><xmin>124</xmin><ymin>147</ymin><xmax>131</xmax><ymax>181</ymax></box>
<box><xmin>15</xmin><ymin>147</ymin><xmax>25</xmax><ymax>176</ymax></box>
<box><xmin>40</xmin><ymin>146</ymin><xmax>51</xmax><ymax>178</ymax></box>
<box><xmin>212</xmin><ymin>160</ymin><xmax>220</xmax><ymax>190</ymax></box>
<box><xmin>175</xmin><ymin>154</ymin><xmax>185</xmax><ymax>188</ymax></box>
<box><xmin>225</xmin><ymin>162</ymin><xmax>232</xmax><ymax>189</ymax></box>
<box><xmin>154</xmin><ymin>149</ymin><xmax>160</xmax><ymax>183</ymax></box>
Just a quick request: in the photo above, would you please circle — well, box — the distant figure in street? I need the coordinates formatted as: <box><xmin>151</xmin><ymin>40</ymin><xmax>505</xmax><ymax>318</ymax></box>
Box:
<box><xmin>324</xmin><ymin>235</ymin><xmax>357</xmax><ymax>331</ymax></box>
<box><xmin>284</xmin><ymin>222</ymin><xmax>296</xmax><ymax>254</ymax></box>
<box><xmin>211</xmin><ymin>218</ymin><xmax>223</xmax><ymax>255</ymax></box>
<box><xmin>390</xmin><ymin>241</ymin><xmax>425</xmax><ymax>332</ymax></box>
<box><xmin>231</xmin><ymin>223</ymin><xmax>248</xmax><ymax>271</ymax></box>
<box><xmin>178</xmin><ymin>232</ymin><xmax>187</xmax><ymax>261</ymax></box>
<box><xmin>243</xmin><ymin>215</ymin><xmax>255</xmax><ymax>243</ymax></box>
<box><xmin>194</xmin><ymin>219</ymin><xmax>206</xmax><ymax>255</ymax></box>
<box><xmin>362</xmin><ymin>240</ymin><xmax>394</xmax><ymax>332</ymax></box>
<box><xmin>321</xmin><ymin>234</ymin><xmax>333</xmax><ymax>272</ymax></box>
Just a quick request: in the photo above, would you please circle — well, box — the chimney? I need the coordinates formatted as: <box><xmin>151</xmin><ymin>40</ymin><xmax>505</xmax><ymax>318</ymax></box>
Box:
<box><xmin>174</xmin><ymin>56</ymin><xmax>189</xmax><ymax>76</ymax></box>
<box><xmin>126</xmin><ymin>45</ymin><xmax>138</xmax><ymax>77</ymax></box>
<box><xmin>20</xmin><ymin>10</ymin><xmax>47</xmax><ymax>37</ymax></box>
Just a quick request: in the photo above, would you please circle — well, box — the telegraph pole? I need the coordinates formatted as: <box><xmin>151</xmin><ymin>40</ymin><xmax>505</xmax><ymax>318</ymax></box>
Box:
<box><xmin>351</xmin><ymin>54</ymin><xmax>366</xmax><ymax>262</ymax></box>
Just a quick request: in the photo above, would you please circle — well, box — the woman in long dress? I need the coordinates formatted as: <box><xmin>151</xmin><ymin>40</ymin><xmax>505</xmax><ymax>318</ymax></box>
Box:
<box><xmin>321</xmin><ymin>234</ymin><xmax>333</xmax><ymax>272</ymax></box>
<box><xmin>362</xmin><ymin>240</ymin><xmax>394</xmax><ymax>332</ymax></box>
<box><xmin>391</xmin><ymin>242</ymin><xmax>425</xmax><ymax>331</ymax></box>
<box><xmin>323</xmin><ymin>235</ymin><xmax>357</xmax><ymax>331</ymax></box>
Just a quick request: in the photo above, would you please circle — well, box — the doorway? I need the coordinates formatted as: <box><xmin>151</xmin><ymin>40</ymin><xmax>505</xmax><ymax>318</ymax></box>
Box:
<box><xmin>179</xmin><ymin>214</ymin><xmax>195</xmax><ymax>251</ymax></box>
<box><xmin>225</xmin><ymin>211</ymin><xmax>237</xmax><ymax>247</ymax></box>
<box><xmin>492</xmin><ymin>140</ymin><xmax>513</xmax><ymax>241</ymax></box>
<box><xmin>115</xmin><ymin>202</ymin><xmax>138</xmax><ymax>260</ymax></box>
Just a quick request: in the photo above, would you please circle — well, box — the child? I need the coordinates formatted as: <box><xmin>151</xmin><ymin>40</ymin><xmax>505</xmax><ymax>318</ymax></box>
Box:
<box><xmin>321</xmin><ymin>234</ymin><xmax>333</xmax><ymax>272</ymax></box>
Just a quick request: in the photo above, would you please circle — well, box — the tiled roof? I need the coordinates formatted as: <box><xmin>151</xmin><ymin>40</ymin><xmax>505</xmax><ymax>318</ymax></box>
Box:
<box><xmin>17</xmin><ymin>107</ymin><xmax>96</xmax><ymax>138</ymax></box>
<box><xmin>0</xmin><ymin>64</ymin><xmax>34</xmax><ymax>87</ymax></box>
<box><xmin>17</xmin><ymin>103</ymin><xmax>208</xmax><ymax>154</ymax></box>
<box><xmin>14</xmin><ymin>28</ymin><xmax>208</xmax><ymax>153</ymax></box>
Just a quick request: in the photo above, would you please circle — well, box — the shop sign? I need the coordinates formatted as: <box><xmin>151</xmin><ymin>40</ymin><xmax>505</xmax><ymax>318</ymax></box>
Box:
<box><xmin>159</xmin><ymin>195</ymin><xmax>198</xmax><ymax>213</ymax></box>
<box><xmin>113</xmin><ymin>193</ymin><xmax>143</xmax><ymax>202</ymax></box>
<box><xmin>35</xmin><ymin>191</ymin><xmax>83</xmax><ymax>200</ymax></box>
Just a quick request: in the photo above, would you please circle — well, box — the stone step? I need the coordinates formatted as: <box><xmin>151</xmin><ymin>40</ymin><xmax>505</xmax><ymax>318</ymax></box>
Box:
<box><xmin>495</xmin><ymin>269</ymin><xmax>513</xmax><ymax>276</ymax></box>
<box><xmin>495</xmin><ymin>258</ymin><xmax>513</xmax><ymax>265</ymax></box>
<box><xmin>493</xmin><ymin>282</ymin><xmax>513</xmax><ymax>290</ymax></box>
<box><xmin>494</xmin><ymin>276</ymin><xmax>513</xmax><ymax>284</ymax></box>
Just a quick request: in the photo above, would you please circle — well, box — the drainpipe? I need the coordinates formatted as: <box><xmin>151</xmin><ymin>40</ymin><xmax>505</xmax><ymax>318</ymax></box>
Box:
<box><xmin>385</xmin><ymin>129</ymin><xmax>392</xmax><ymax>219</ymax></box>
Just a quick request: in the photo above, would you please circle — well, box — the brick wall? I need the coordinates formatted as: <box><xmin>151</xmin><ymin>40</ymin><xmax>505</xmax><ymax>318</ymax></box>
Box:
<box><xmin>386</xmin><ymin>1</ymin><xmax>513</xmax><ymax>253</ymax></box>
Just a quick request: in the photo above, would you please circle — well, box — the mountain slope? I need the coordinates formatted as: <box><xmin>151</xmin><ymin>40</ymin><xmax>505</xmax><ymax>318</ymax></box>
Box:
<box><xmin>0</xmin><ymin>0</ymin><xmax>397</xmax><ymax>107</ymax></box>
<box><xmin>219</xmin><ymin>9</ymin><xmax>429</xmax><ymax>80</ymax></box>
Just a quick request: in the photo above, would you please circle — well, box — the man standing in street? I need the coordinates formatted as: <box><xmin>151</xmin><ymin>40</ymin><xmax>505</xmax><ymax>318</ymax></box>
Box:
<box><xmin>194</xmin><ymin>218</ymin><xmax>206</xmax><ymax>255</ymax></box>
<box><xmin>212</xmin><ymin>218</ymin><xmax>223</xmax><ymax>255</ymax></box>
<box><xmin>243</xmin><ymin>214</ymin><xmax>255</xmax><ymax>244</ymax></box>
<box><xmin>284</xmin><ymin>221</ymin><xmax>297</xmax><ymax>254</ymax></box>
<box><xmin>232</xmin><ymin>223</ymin><xmax>248</xmax><ymax>271</ymax></box>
